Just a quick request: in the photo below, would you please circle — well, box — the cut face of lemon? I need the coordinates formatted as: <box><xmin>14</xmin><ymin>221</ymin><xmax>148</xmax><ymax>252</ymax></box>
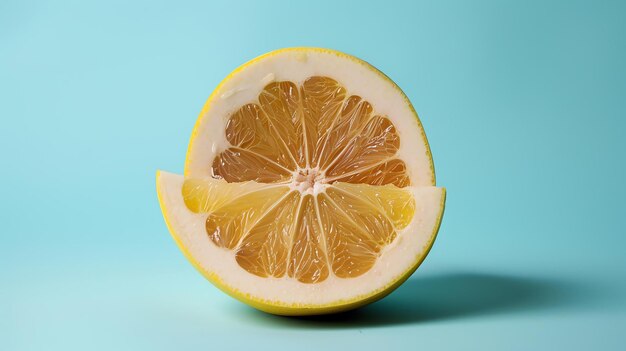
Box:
<box><xmin>157</xmin><ymin>48</ymin><xmax>445</xmax><ymax>315</ymax></box>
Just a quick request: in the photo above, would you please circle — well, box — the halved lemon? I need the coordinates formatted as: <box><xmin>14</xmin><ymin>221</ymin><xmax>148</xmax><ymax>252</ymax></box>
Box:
<box><xmin>157</xmin><ymin>47</ymin><xmax>445</xmax><ymax>315</ymax></box>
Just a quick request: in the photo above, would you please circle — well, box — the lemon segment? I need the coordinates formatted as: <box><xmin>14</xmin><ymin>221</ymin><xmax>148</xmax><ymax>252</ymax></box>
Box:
<box><xmin>157</xmin><ymin>171</ymin><xmax>445</xmax><ymax>315</ymax></box>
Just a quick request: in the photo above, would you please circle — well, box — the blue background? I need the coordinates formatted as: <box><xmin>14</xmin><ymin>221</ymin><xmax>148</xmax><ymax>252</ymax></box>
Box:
<box><xmin>2</xmin><ymin>0</ymin><xmax>625</xmax><ymax>350</ymax></box>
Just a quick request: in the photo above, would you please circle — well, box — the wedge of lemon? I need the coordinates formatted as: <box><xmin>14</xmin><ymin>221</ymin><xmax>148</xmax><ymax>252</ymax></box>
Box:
<box><xmin>157</xmin><ymin>47</ymin><xmax>445</xmax><ymax>315</ymax></box>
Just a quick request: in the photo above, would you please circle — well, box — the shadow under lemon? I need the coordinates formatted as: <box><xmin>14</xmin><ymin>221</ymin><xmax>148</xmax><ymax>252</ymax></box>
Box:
<box><xmin>237</xmin><ymin>272</ymin><xmax>594</xmax><ymax>328</ymax></box>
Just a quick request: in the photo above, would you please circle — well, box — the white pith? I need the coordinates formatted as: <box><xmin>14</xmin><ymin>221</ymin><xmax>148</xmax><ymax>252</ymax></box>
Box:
<box><xmin>288</xmin><ymin>167</ymin><xmax>329</xmax><ymax>195</ymax></box>
<box><xmin>160</xmin><ymin>48</ymin><xmax>443</xmax><ymax>306</ymax></box>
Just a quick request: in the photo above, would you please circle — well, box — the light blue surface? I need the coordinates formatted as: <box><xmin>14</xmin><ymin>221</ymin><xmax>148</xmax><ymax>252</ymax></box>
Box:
<box><xmin>2</xmin><ymin>0</ymin><xmax>625</xmax><ymax>350</ymax></box>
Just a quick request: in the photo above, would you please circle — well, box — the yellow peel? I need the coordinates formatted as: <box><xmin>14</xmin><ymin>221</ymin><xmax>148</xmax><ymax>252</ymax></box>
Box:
<box><xmin>160</xmin><ymin>47</ymin><xmax>445</xmax><ymax>315</ymax></box>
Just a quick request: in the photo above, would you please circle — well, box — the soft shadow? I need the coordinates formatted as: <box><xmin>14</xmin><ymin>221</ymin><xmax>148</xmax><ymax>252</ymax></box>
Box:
<box><xmin>238</xmin><ymin>272</ymin><xmax>594</xmax><ymax>328</ymax></box>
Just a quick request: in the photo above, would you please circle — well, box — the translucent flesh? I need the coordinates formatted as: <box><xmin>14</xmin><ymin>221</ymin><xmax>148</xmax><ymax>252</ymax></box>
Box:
<box><xmin>204</xmin><ymin>186</ymin><xmax>290</xmax><ymax>249</ymax></box>
<box><xmin>185</xmin><ymin>76</ymin><xmax>419</xmax><ymax>282</ymax></box>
